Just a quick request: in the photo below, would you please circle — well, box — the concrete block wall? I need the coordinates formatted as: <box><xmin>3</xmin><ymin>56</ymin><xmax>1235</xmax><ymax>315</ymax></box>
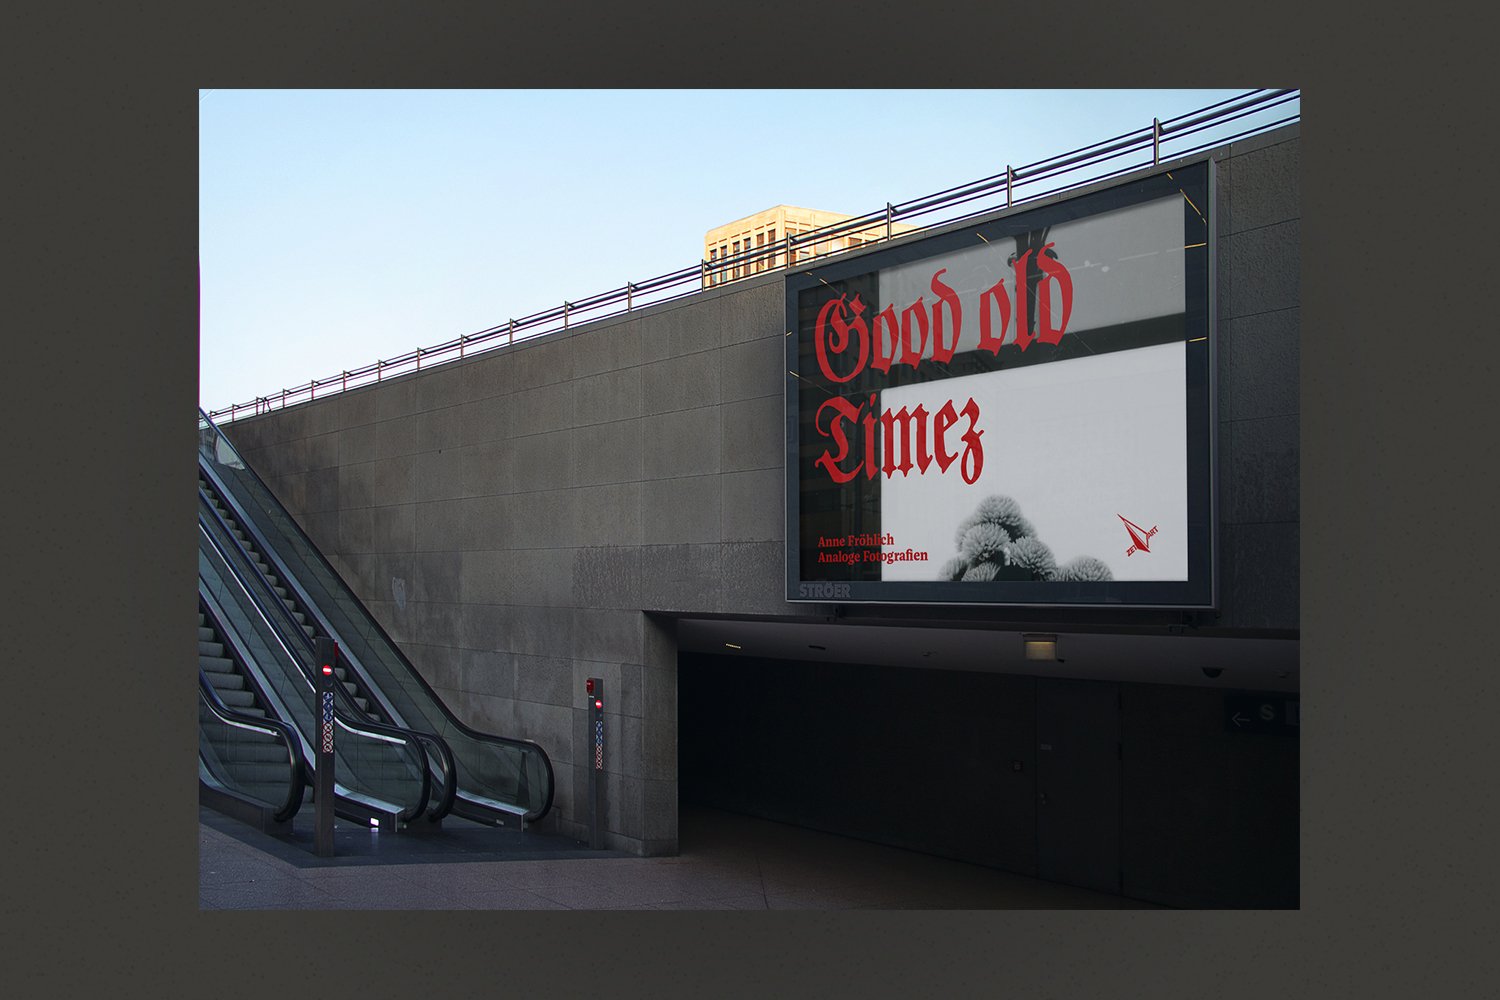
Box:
<box><xmin>223</xmin><ymin>126</ymin><xmax>1300</xmax><ymax>855</ymax></box>
<box><xmin>1213</xmin><ymin>128</ymin><xmax>1301</xmax><ymax>629</ymax></box>
<box><xmin>227</xmin><ymin>276</ymin><xmax>789</xmax><ymax>854</ymax></box>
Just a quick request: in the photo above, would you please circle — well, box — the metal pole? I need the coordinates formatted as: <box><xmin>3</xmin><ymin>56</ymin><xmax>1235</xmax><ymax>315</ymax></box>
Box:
<box><xmin>701</xmin><ymin>259</ymin><xmax>708</xmax><ymax>289</ymax></box>
<box><xmin>627</xmin><ymin>283</ymin><xmax>634</xmax><ymax>311</ymax></box>
<box><xmin>1153</xmin><ymin>118</ymin><xmax>1161</xmax><ymax>165</ymax></box>
<box><xmin>587</xmin><ymin>678</ymin><xmax>605</xmax><ymax>850</ymax></box>
<box><xmin>509</xmin><ymin>319</ymin><xmax>515</xmax><ymax>344</ymax></box>
<box><xmin>886</xmin><ymin>202</ymin><xmax>893</xmax><ymax>241</ymax></box>
<box><xmin>459</xmin><ymin>336</ymin><xmax>465</xmax><ymax>359</ymax></box>
<box><xmin>563</xmin><ymin>302</ymin><xmax>570</xmax><ymax>329</ymax></box>
<box><xmin>1007</xmin><ymin>166</ymin><xmax>1013</xmax><ymax>208</ymax></box>
<box><xmin>314</xmin><ymin>637</ymin><xmax>338</xmax><ymax>857</ymax></box>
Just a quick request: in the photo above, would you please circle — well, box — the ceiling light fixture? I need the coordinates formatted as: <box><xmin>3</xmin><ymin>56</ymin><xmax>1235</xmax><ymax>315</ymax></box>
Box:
<box><xmin>1022</xmin><ymin>633</ymin><xmax>1059</xmax><ymax>662</ymax></box>
<box><xmin>724</xmin><ymin>642</ymin><xmax>742</xmax><ymax>650</ymax></box>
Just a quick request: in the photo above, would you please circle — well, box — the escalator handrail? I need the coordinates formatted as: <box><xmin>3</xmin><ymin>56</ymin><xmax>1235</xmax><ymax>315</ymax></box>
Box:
<box><xmin>200</xmin><ymin>521</ymin><xmax>434</xmax><ymax>822</ymax></box>
<box><xmin>198</xmin><ymin>490</ymin><xmax>454</xmax><ymax>821</ymax></box>
<box><xmin>198</xmin><ymin>670</ymin><xmax>307</xmax><ymax>823</ymax></box>
<box><xmin>199</xmin><ymin>411</ymin><xmax>555</xmax><ymax>822</ymax></box>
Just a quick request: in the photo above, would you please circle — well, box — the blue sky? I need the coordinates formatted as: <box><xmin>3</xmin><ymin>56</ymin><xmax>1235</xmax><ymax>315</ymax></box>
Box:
<box><xmin>198</xmin><ymin>89</ymin><xmax>1292</xmax><ymax>413</ymax></box>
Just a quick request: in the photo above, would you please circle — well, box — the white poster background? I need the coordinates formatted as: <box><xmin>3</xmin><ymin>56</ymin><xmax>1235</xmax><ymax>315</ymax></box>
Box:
<box><xmin>879</xmin><ymin>341</ymin><xmax>1188</xmax><ymax>582</ymax></box>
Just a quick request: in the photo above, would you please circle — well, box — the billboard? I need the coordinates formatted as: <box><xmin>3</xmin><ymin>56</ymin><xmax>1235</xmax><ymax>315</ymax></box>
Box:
<box><xmin>785</xmin><ymin>161</ymin><xmax>1215</xmax><ymax>607</ymax></box>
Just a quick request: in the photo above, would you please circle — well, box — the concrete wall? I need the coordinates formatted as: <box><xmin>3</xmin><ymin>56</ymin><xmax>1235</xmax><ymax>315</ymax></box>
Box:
<box><xmin>227</xmin><ymin>276</ymin><xmax>788</xmax><ymax>854</ymax></box>
<box><xmin>225</xmin><ymin>126</ymin><xmax>1300</xmax><ymax>855</ymax></box>
<box><xmin>1214</xmin><ymin>128</ymin><xmax>1301</xmax><ymax>628</ymax></box>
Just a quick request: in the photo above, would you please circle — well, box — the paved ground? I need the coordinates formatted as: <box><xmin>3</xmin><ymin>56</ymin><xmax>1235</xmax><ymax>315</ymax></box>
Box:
<box><xmin>199</xmin><ymin>803</ymin><xmax>1164</xmax><ymax>910</ymax></box>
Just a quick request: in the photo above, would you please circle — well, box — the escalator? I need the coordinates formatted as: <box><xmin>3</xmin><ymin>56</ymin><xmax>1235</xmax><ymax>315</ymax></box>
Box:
<box><xmin>201</xmin><ymin>475</ymin><xmax>387</xmax><ymax>724</ymax></box>
<box><xmin>198</xmin><ymin>409</ymin><xmax>553</xmax><ymax>830</ymax></box>
<box><xmin>200</xmin><ymin>502</ymin><xmax>439</xmax><ymax>831</ymax></box>
<box><xmin>199</xmin><ymin>602</ymin><xmax>306</xmax><ymax>830</ymax></box>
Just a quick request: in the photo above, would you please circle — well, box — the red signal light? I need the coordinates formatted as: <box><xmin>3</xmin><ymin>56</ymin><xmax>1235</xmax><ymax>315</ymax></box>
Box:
<box><xmin>594</xmin><ymin>698</ymin><xmax>602</xmax><ymax>710</ymax></box>
<box><xmin>322</xmin><ymin>665</ymin><xmax>333</xmax><ymax>675</ymax></box>
<box><xmin>586</xmin><ymin>678</ymin><xmax>595</xmax><ymax>695</ymax></box>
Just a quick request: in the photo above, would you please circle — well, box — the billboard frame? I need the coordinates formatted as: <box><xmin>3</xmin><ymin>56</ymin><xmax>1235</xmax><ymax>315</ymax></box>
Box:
<box><xmin>783</xmin><ymin>155</ymin><xmax>1219</xmax><ymax>610</ymax></box>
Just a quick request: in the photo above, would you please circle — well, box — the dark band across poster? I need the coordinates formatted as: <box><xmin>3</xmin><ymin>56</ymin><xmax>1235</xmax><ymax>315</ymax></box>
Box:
<box><xmin>785</xmin><ymin>161</ymin><xmax>1216</xmax><ymax>607</ymax></box>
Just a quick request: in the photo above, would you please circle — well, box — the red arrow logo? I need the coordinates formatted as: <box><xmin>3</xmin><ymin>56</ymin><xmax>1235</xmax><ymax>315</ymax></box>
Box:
<box><xmin>1118</xmin><ymin>514</ymin><xmax>1158</xmax><ymax>557</ymax></box>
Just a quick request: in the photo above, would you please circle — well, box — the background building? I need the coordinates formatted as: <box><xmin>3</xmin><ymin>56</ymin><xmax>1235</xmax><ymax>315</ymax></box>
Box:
<box><xmin>704</xmin><ymin>205</ymin><xmax>917</xmax><ymax>287</ymax></box>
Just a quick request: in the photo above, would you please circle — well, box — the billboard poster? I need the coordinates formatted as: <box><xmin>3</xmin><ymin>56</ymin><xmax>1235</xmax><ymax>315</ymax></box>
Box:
<box><xmin>785</xmin><ymin>162</ymin><xmax>1215</xmax><ymax>607</ymax></box>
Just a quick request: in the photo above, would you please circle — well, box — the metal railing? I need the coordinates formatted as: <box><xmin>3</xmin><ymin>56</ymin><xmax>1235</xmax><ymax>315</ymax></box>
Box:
<box><xmin>206</xmin><ymin>89</ymin><xmax>1299</xmax><ymax>422</ymax></box>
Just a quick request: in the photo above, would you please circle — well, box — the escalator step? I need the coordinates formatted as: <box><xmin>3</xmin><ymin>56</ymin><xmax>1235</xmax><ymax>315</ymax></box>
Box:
<box><xmin>197</xmin><ymin>640</ymin><xmax>225</xmax><ymax>658</ymax></box>
<box><xmin>200</xmin><ymin>655</ymin><xmax>236</xmax><ymax>674</ymax></box>
<box><xmin>204</xmin><ymin>669</ymin><xmax>245</xmax><ymax>692</ymax></box>
<box><xmin>216</xmin><ymin>689</ymin><xmax>256</xmax><ymax>709</ymax></box>
<box><xmin>197</xmin><ymin>627</ymin><xmax>216</xmax><ymax>642</ymax></box>
<box><xmin>301</xmin><ymin>625</ymin><xmax>314</xmax><ymax>638</ymax></box>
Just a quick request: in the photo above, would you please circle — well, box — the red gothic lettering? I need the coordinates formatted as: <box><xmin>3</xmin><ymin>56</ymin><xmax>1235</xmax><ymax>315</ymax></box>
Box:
<box><xmin>814</xmin><ymin>293</ymin><xmax>870</xmax><ymax>383</ymax></box>
<box><xmin>1012</xmin><ymin>249</ymin><xmax>1035</xmax><ymax>352</ymax></box>
<box><xmin>898</xmin><ymin>298</ymin><xmax>929</xmax><ymax>369</ymax></box>
<box><xmin>880</xmin><ymin>404</ymin><xmax>933</xmax><ymax>477</ymax></box>
<box><xmin>929</xmin><ymin>269</ymin><xmax>962</xmax><ymax>364</ymax></box>
<box><xmin>958</xmin><ymin>397</ymin><xmax>984</xmax><ymax>484</ymax></box>
<box><xmin>933</xmin><ymin>400</ymin><xmax>959</xmax><ymax>473</ymax></box>
<box><xmin>1035</xmin><ymin>243</ymin><xmax>1073</xmax><ymax>347</ymax></box>
<box><xmin>812</xmin><ymin>395</ymin><xmax>983</xmax><ymax>486</ymax></box>
<box><xmin>871</xmin><ymin>304</ymin><xmax>899</xmax><ymax>374</ymax></box>
<box><xmin>813</xmin><ymin>395</ymin><xmax>861</xmax><ymax>483</ymax></box>
<box><xmin>978</xmin><ymin>275</ymin><xmax>1010</xmax><ymax>354</ymax></box>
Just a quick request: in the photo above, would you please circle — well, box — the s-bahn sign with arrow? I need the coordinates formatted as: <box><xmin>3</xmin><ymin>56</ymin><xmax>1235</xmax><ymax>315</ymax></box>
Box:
<box><xmin>1224</xmin><ymin>694</ymin><xmax>1299</xmax><ymax>736</ymax></box>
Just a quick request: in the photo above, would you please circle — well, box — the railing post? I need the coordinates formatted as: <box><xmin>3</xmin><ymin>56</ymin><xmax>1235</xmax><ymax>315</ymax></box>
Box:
<box><xmin>1007</xmin><ymin>166</ymin><xmax>1014</xmax><ymax>208</ymax></box>
<box><xmin>886</xmin><ymin>202</ymin><xmax>893</xmax><ymax>241</ymax></box>
<box><xmin>701</xmin><ymin>259</ymin><xmax>708</xmax><ymax>289</ymax></box>
<box><xmin>342</xmin><ymin>371</ymin><xmax>348</xmax><ymax>392</ymax></box>
<box><xmin>377</xmin><ymin>360</ymin><xmax>383</xmax><ymax>383</ymax></box>
<box><xmin>1153</xmin><ymin>117</ymin><xmax>1161</xmax><ymax>165</ymax></box>
<box><xmin>416</xmin><ymin>348</ymin><xmax>422</xmax><ymax>371</ymax></box>
<box><xmin>563</xmin><ymin>302</ymin><xmax>570</xmax><ymax>329</ymax></box>
<box><xmin>509</xmin><ymin>319</ymin><xmax>515</xmax><ymax>344</ymax></box>
<box><xmin>786</xmin><ymin>233</ymin><xmax>793</xmax><ymax>268</ymax></box>
<box><xmin>627</xmin><ymin>282</ymin><xmax>634</xmax><ymax>311</ymax></box>
<box><xmin>310</xmin><ymin>379</ymin><xmax>316</xmax><ymax>401</ymax></box>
